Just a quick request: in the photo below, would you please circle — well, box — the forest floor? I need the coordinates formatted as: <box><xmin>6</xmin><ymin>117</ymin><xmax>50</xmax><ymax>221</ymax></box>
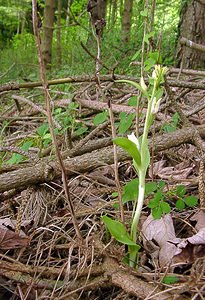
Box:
<box><xmin>0</xmin><ymin>70</ymin><xmax>205</xmax><ymax>300</ymax></box>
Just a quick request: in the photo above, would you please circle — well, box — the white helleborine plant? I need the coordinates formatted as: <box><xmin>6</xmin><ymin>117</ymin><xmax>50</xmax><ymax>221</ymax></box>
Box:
<box><xmin>102</xmin><ymin>65</ymin><xmax>168</xmax><ymax>268</ymax></box>
<box><xmin>128</xmin><ymin>132</ymin><xmax>140</xmax><ymax>151</ymax></box>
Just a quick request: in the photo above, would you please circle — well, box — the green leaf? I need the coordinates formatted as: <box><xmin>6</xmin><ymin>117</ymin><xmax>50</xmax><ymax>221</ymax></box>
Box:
<box><xmin>152</xmin><ymin>206</ymin><xmax>163</xmax><ymax>219</ymax></box>
<box><xmin>75</xmin><ymin>126</ymin><xmax>88</xmax><ymax>136</ymax></box>
<box><xmin>144</xmin><ymin>57</ymin><xmax>156</xmax><ymax>70</ymax></box>
<box><xmin>21</xmin><ymin>141</ymin><xmax>33</xmax><ymax>151</ymax></box>
<box><xmin>162</xmin><ymin>276</ymin><xmax>179</xmax><ymax>284</ymax></box>
<box><xmin>145</xmin><ymin>182</ymin><xmax>158</xmax><ymax>195</ymax></box>
<box><xmin>184</xmin><ymin>196</ymin><xmax>198</xmax><ymax>207</ymax></box>
<box><xmin>43</xmin><ymin>133</ymin><xmax>51</xmax><ymax>140</ymax></box>
<box><xmin>148</xmin><ymin>198</ymin><xmax>159</xmax><ymax>209</ymax></box>
<box><xmin>155</xmin><ymin>88</ymin><xmax>164</xmax><ymax>101</ymax></box>
<box><xmin>93</xmin><ymin>111</ymin><xmax>108</xmax><ymax>125</ymax></box>
<box><xmin>37</xmin><ymin>123</ymin><xmax>49</xmax><ymax>137</ymax></box>
<box><xmin>160</xmin><ymin>201</ymin><xmax>171</xmax><ymax>214</ymax></box>
<box><xmin>176</xmin><ymin>185</ymin><xmax>186</xmax><ymax>197</ymax></box>
<box><xmin>118</xmin><ymin>113</ymin><xmax>135</xmax><ymax>134</ymax></box>
<box><xmin>113</xmin><ymin>137</ymin><xmax>141</xmax><ymax>167</ymax></box>
<box><xmin>102</xmin><ymin>216</ymin><xmax>136</xmax><ymax>246</ymax></box>
<box><xmin>7</xmin><ymin>153</ymin><xmax>23</xmax><ymax>165</ymax></box>
<box><xmin>158</xmin><ymin>180</ymin><xmax>166</xmax><ymax>189</ymax></box>
<box><xmin>128</xmin><ymin>96</ymin><xmax>138</xmax><ymax>107</ymax></box>
<box><xmin>122</xmin><ymin>179</ymin><xmax>139</xmax><ymax>203</ymax></box>
<box><xmin>115</xmin><ymin>80</ymin><xmax>149</xmax><ymax>98</ymax></box>
<box><xmin>131</xmin><ymin>50</ymin><xmax>141</xmax><ymax>61</ymax></box>
<box><xmin>140</xmin><ymin>8</ymin><xmax>148</xmax><ymax>16</ymax></box>
<box><xmin>175</xmin><ymin>199</ymin><xmax>185</xmax><ymax>210</ymax></box>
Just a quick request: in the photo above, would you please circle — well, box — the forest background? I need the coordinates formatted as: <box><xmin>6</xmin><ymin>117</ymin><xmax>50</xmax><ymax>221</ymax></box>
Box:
<box><xmin>0</xmin><ymin>0</ymin><xmax>200</xmax><ymax>84</ymax></box>
<box><xmin>0</xmin><ymin>1</ymin><xmax>205</xmax><ymax>299</ymax></box>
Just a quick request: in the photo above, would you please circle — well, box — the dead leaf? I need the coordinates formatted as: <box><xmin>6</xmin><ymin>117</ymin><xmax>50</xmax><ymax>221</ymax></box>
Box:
<box><xmin>142</xmin><ymin>214</ymin><xmax>178</xmax><ymax>267</ymax></box>
<box><xmin>190</xmin><ymin>211</ymin><xmax>205</xmax><ymax>231</ymax></box>
<box><xmin>142</xmin><ymin>214</ymin><xmax>176</xmax><ymax>247</ymax></box>
<box><xmin>149</xmin><ymin>161</ymin><xmax>193</xmax><ymax>181</ymax></box>
<box><xmin>0</xmin><ymin>227</ymin><xmax>29</xmax><ymax>250</ymax></box>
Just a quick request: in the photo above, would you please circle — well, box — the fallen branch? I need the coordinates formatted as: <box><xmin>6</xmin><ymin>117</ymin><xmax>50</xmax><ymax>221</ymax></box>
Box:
<box><xmin>0</xmin><ymin>125</ymin><xmax>205</xmax><ymax>193</ymax></box>
<box><xmin>1</xmin><ymin>75</ymin><xmax>205</xmax><ymax>92</ymax></box>
<box><xmin>180</xmin><ymin>37</ymin><xmax>205</xmax><ymax>53</ymax></box>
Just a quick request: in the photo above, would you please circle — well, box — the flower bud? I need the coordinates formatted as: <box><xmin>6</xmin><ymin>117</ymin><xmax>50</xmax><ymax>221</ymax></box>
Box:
<box><xmin>128</xmin><ymin>132</ymin><xmax>140</xmax><ymax>151</ymax></box>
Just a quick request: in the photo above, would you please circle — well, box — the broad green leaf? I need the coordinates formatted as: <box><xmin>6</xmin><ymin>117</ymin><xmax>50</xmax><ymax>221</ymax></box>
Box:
<box><xmin>115</xmin><ymin>80</ymin><xmax>149</xmax><ymax>98</ymax></box>
<box><xmin>175</xmin><ymin>199</ymin><xmax>185</xmax><ymax>210</ymax></box>
<box><xmin>113</xmin><ymin>137</ymin><xmax>141</xmax><ymax>167</ymax></box>
<box><xmin>145</xmin><ymin>182</ymin><xmax>158</xmax><ymax>195</ymax></box>
<box><xmin>149</xmin><ymin>51</ymin><xmax>162</xmax><ymax>63</ymax></box>
<box><xmin>144</xmin><ymin>57</ymin><xmax>156</xmax><ymax>70</ymax></box>
<box><xmin>102</xmin><ymin>215</ymin><xmax>136</xmax><ymax>246</ymax></box>
<box><xmin>21</xmin><ymin>141</ymin><xmax>33</xmax><ymax>151</ymax></box>
<box><xmin>163</xmin><ymin>276</ymin><xmax>179</xmax><ymax>284</ymax></box>
<box><xmin>37</xmin><ymin>123</ymin><xmax>49</xmax><ymax>137</ymax></box>
<box><xmin>160</xmin><ymin>201</ymin><xmax>171</xmax><ymax>214</ymax></box>
<box><xmin>148</xmin><ymin>198</ymin><xmax>159</xmax><ymax>209</ymax></box>
<box><xmin>75</xmin><ymin>126</ymin><xmax>88</xmax><ymax>136</ymax></box>
<box><xmin>131</xmin><ymin>50</ymin><xmax>141</xmax><ymax>61</ymax></box>
<box><xmin>7</xmin><ymin>153</ymin><xmax>23</xmax><ymax>165</ymax></box>
<box><xmin>43</xmin><ymin>133</ymin><xmax>51</xmax><ymax>140</ymax></box>
<box><xmin>155</xmin><ymin>88</ymin><xmax>164</xmax><ymax>101</ymax></box>
<box><xmin>122</xmin><ymin>179</ymin><xmax>139</xmax><ymax>203</ymax></box>
<box><xmin>158</xmin><ymin>180</ymin><xmax>166</xmax><ymax>189</ymax></box>
<box><xmin>128</xmin><ymin>96</ymin><xmax>138</xmax><ymax>107</ymax></box>
<box><xmin>140</xmin><ymin>8</ymin><xmax>148</xmax><ymax>16</ymax></box>
<box><xmin>152</xmin><ymin>206</ymin><xmax>163</xmax><ymax>219</ymax></box>
<box><xmin>176</xmin><ymin>185</ymin><xmax>186</xmax><ymax>197</ymax></box>
<box><xmin>184</xmin><ymin>196</ymin><xmax>198</xmax><ymax>207</ymax></box>
<box><xmin>93</xmin><ymin>111</ymin><xmax>108</xmax><ymax>125</ymax></box>
<box><xmin>118</xmin><ymin>113</ymin><xmax>135</xmax><ymax>134</ymax></box>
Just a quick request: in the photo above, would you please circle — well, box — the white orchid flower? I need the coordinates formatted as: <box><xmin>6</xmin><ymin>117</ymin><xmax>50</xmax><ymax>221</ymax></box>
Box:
<box><xmin>151</xmin><ymin>97</ymin><xmax>161</xmax><ymax>114</ymax></box>
<box><xmin>140</xmin><ymin>77</ymin><xmax>147</xmax><ymax>92</ymax></box>
<box><xmin>128</xmin><ymin>132</ymin><xmax>140</xmax><ymax>151</ymax></box>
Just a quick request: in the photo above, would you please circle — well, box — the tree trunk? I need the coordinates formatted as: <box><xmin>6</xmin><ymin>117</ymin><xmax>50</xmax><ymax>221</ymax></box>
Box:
<box><xmin>121</xmin><ymin>0</ymin><xmax>133</xmax><ymax>43</ymax></box>
<box><xmin>87</xmin><ymin>0</ymin><xmax>107</xmax><ymax>39</ymax></box>
<box><xmin>111</xmin><ymin>0</ymin><xmax>117</xmax><ymax>26</ymax></box>
<box><xmin>56</xmin><ymin>0</ymin><xmax>62</xmax><ymax>66</ymax></box>
<box><xmin>42</xmin><ymin>0</ymin><xmax>55</xmax><ymax>69</ymax></box>
<box><xmin>175</xmin><ymin>0</ymin><xmax>205</xmax><ymax>69</ymax></box>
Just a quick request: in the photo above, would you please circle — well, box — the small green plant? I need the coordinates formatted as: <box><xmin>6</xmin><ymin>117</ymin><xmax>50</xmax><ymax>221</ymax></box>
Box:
<box><xmin>168</xmin><ymin>185</ymin><xmax>198</xmax><ymax>210</ymax></box>
<box><xmin>162</xmin><ymin>275</ymin><xmax>179</xmax><ymax>284</ymax></box>
<box><xmin>102</xmin><ymin>65</ymin><xmax>168</xmax><ymax>267</ymax></box>
<box><xmin>54</xmin><ymin>103</ymin><xmax>88</xmax><ymax>136</ymax></box>
<box><xmin>7</xmin><ymin>141</ymin><xmax>33</xmax><ymax>165</ymax></box>
<box><xmin>162</xmin><ymin>112</ymin><xmax>180</xmax><ymax>133</ymax></box>
<box><xmin>148</xmin><ymin>183</ymin><xmax>198</xmax><ymax>218</ymax></box>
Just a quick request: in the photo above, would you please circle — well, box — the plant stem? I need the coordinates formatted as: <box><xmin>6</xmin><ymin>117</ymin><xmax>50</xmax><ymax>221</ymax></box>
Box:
<box><xmin>131</xmin><ymin>82</ymin><xmax>157</xmax><ymax>245</ymax></box>
<box><xmin>131</xmin><ymin>170</ymin><xmax>145</xmax><ymax>243</ymax></box>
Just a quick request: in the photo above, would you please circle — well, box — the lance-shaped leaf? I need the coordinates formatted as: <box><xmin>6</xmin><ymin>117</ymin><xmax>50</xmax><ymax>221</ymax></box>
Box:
<box><xmin>115</xmin><ymin>79</ymin><xmax>149</xmax><ymax>98</ymax></box>
<box><xmin>113</xmin><ymin>137</ymin><xmax>141</xmax><ymax>167</ymax></box>
<box><xmin>102</xmin><ymin>215</ymin><xmax>137</xmax><ymax>246</ymax></box>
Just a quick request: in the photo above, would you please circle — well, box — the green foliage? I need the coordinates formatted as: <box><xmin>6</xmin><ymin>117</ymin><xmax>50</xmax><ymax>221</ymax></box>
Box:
<box><xmin>144</xmin><ymin>51</ymin><xmax>162</xmax><ymax>71</ymax></box>
<box><xmin>93</xmin><ymin>111</ymin><xmax>108</xmax><ymax>125</ymax></box>
<box><xmin>162</xmin><ymin>275</ymin><xmax>179</xmax><ymax>284</ymax></box>
<box><xmin>54</xmin><ymin>103</ymin><xmax>88</xmax><ymax>136</ymax></box>
<box><xmin>118</xmin><ymin>112</ymin><xmax>135</xmax><ymax>134</ymax></box>
<box><xmin>113</xmin><ymin>137</ymin><xmax>141</xmax><ymax>167</ymax></box>
<box><xmin>102</xmin><ymin>215</ymin><xmax>138</xmax><ymax>246</ymax></box>
<box><xmin>162</xmin><ymin>113</ymin><xmax>180</xmax><ymax>133</ymax></box>
<box><xmin>148</xmin><ymin>183</ymin><xmax>198</xmax><ymax>218</ymax></box>
<box><xmin>7</xmin><ymin>141</ymin><xmax>33</xmax><ymax>165</ymax></box>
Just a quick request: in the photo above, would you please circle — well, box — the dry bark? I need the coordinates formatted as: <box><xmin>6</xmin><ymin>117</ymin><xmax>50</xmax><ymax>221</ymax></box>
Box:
<box><xmin>0</xmin><ymin>125</ymin><xmax>205</xmax><ymax>193</ymax></box>
<box><xmin>2</xmin><ymin>75</ymin><xmax>205</xmax><ymax>92</ymax></box>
